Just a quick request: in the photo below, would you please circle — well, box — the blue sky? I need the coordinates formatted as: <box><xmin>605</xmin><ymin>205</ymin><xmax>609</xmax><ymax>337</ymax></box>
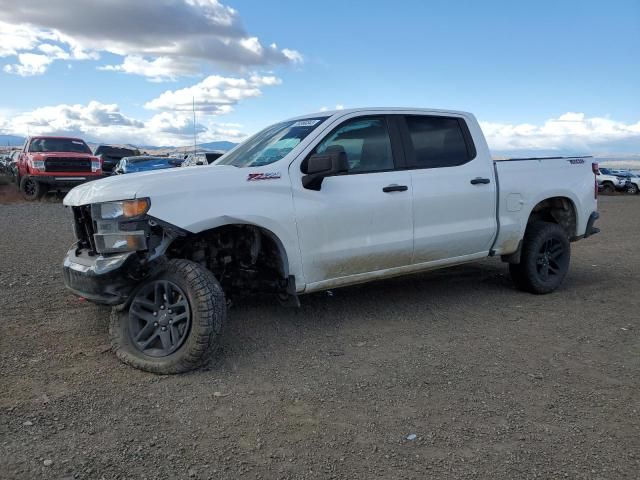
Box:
<box><xmin>0</xmin><ymin>0</ymin><xmax>638</xmax><ymax>154</ymax></box>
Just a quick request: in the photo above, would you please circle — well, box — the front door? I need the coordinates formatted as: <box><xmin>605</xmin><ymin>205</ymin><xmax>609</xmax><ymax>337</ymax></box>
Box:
<box><xmin>291</xmin><ymin>115</ymin><xmax>414</xmax><ymax>287</ymax></box>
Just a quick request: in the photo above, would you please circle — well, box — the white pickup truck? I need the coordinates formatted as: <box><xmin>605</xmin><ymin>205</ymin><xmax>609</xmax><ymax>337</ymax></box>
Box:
<box><xmin>63</xmin><ymin>108</ymin><xmax>600</xmax><ymax>373</ymax></box>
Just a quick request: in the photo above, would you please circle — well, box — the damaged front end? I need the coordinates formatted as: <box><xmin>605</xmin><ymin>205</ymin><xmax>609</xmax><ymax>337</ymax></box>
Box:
<box><xmin>63</xmin><ymin>199</ymin><xmax>185</xmax><ymax>305</ymax></box>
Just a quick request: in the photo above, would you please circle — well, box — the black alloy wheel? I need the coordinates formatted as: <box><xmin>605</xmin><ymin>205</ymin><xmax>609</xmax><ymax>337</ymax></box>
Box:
<box><xmin>509</xmin><ymin>221</ymin><xmax>571</xmax><ymax>294</ymax></box>
<box><xmin>128</xmin><ymin>280</ymin><xmax>192</xmax><ymax>357</ymax></box>
<box><xmin>20</xmin><ymin>177</ymin><xmax>44</xmax><ymax>200</ymax></box>
<box><xmin>534</xmin><ymin>237</ymin><xmax>567</xmax><ymax>282</ymax></box>
<box><xmin>110</xmin><ymin>259</ymin><xmax>226</xmax><ymax>374</ymax></box>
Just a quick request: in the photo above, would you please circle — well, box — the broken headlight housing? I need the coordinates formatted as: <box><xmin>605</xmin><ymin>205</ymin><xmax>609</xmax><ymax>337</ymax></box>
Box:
<box><xmin>93</xmin><ymin>198</ymin><xmax>150</xmax><ymax>220</ymax></box>
<box><xmin>91</xmin><ymin>198</ymin><xmax>150</xmax><ymax>254</ymax></box>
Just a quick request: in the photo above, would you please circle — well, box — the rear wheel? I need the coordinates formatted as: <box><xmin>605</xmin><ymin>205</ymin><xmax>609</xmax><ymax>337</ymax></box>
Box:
<box><xmin>20</xmin><ymin>177</ymin><xmax>44</xmax><ymax>201</ymax></box>
<box><xmin>627</xmin><ymin>183</ymin><xmax>639</xmax><ymax>195</ymax></box>
<box><xmin>110</xmin><ymin>259</ymin><xmax>226</xmax><ymax>374</ymax></box>
<box><xmin>509</xmin><ymin>222</ymin><xmax>570</xmax><ymax>294</ymax></box>
<box><xmin>601</xmin><ymin>182</ymin><xmax>615</xmax><ymax>194</ymax></box>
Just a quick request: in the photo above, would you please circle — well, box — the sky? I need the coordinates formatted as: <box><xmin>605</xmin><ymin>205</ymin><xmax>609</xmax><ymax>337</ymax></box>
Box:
<box><xmin>0</xmin><ymin>0</ymin><xmax>638</xmax><ymax>155</ymax></box>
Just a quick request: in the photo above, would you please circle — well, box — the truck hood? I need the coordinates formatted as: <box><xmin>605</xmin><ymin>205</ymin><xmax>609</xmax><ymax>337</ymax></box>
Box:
<box><xmin>63</xmin><ymin>165</ymin><xmax>239</xmax><ymax>206</ymax></box>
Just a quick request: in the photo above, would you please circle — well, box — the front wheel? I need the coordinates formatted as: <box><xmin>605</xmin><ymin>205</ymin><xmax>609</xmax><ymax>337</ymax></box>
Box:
<box><xmin>509</xmin><ymin>222</ymin><xmax>570</xmax><ymax>294</ymax></box>
<box><xmin>20</xmin><ymin>176</ymin><xmax>44</xmax><ymax>201</ymax></box>
<box><xmin>627</xmin><ymin>183</ymin><xmax>639</xmax><ymax>195</ymax></box>
<box><xmin>110</xmin><ymin>259</ymin><xmax>226</xmax><ymax>374</ymax></box>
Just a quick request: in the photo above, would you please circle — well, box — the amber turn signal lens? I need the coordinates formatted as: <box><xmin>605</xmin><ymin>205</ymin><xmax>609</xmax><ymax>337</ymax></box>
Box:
<box><xmin>123</xmin><ymin>198</ymin><xmax>150</xmax><ymax>218</ymax></box>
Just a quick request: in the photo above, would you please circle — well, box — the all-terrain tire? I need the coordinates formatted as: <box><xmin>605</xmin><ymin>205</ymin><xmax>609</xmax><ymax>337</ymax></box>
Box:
<box><xmin>20</xmin><ymin>176</ymin><xmax>44</xmax><ymax>201</ymax></box>
<box><xmin>509</xmin><ymin>221</ymin><xmax>571</xmax><ymax>295</ymax></box>
<box><xmin>110</xmin><ymin>259</ymin><xmax>226</xmax><ymax>374</ymax></box>
<box><xmin>627</xmin><ymin>183</ymin><xmax>639</xmax><ymax>195</ymax></box>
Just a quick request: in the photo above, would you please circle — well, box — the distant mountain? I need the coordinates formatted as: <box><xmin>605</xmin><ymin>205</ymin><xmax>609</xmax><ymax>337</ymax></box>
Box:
<box><xmin>0</xmin><ymin>134</ymin><xmax>25</xmax><ymax>147</ymax></box>
<box><xmin>197</xmin><ymin>141</ymin><xmax>238</xmax><ymax>151</ymax></box>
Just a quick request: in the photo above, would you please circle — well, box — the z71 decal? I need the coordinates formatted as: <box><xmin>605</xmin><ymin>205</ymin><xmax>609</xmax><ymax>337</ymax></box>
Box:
<box><xmin>247</xmin><ymin>172</ymin><xmax>282</xmax><ymax>181</ymax></box>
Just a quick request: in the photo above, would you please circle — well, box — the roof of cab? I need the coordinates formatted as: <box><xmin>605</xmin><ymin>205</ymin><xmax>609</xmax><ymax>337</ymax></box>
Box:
<box><xmin>285</xmin><ymin>107</ymin><xmax>474</xmax><ymax>122</ymax></box>
<box><xmin>29</xmin><ymin>135</ymin><xmax>87</xmax><ymax>141</ymax></box>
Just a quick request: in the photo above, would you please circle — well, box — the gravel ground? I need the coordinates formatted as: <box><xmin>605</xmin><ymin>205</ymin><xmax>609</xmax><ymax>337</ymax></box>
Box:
<box><xmin>0</xmin><ymin>192</ymin><xmax>639</xmax><ymax>479</ymax></box>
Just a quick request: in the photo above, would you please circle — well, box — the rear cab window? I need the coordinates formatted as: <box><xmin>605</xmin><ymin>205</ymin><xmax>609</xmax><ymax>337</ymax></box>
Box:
<box><xmin>401</xmin><ymin>115</ymin><xmax>476</xmax><ymax>169</ymax></box>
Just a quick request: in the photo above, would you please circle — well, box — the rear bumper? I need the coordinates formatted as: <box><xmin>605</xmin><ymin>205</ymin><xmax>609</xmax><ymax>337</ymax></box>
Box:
<box><xmin>584</xmin><ymin>211</ymin><xmax>600</xmax><ymax>238</ymax></box>
<box><xmin>63</xmin><ymin>248</ymin><xmax>145</xmax><ymax>305</ymax></box>
<box><xmin>571</xmin><ymin>211</ymin><xmax>600</xmax><ymax>241</ymax></box>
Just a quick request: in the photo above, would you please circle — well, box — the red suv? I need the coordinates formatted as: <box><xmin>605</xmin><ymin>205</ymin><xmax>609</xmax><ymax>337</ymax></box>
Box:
<box><xmin>17</xmin><ymin>136</ymin><xmax>103</xmax><ymax>200</ymax></box>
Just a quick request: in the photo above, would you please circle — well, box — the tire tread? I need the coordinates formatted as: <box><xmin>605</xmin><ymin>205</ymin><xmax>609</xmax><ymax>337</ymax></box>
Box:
<box><xmin>109</xmin><ymin>259</ymin><xmax>226</xmax><ymax>374</ymax></box>
<box><xmin>509</xmin><ymin>221</ymin><xmax>570</xmax><ymax>295</ymax></box>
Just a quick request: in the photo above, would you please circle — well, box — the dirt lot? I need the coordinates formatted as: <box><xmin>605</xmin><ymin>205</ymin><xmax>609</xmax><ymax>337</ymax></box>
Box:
<box><xmin>0</xmin><ymin>187</ymin><xmax>638</xmax><ymax>479</ymax></box>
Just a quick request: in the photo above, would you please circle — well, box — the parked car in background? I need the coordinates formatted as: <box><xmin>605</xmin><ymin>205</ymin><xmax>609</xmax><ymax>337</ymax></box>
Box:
<box><xmin>0</xmin><ymin>153</ymin><xmax>10</xmax><ymax>174</ymax></box>
<box><xmin>6</xmin><ymin>150</ymin><xmax>20</xmax><ymax>182</ymax></box>
<box><xmin>0</xmin><ymin>150</ymin><xmax>19</xmax><ymax>179</ymax></box>
<box><xmin>113</xmin><ymin>155</ymin><xmax>183</xmax><ymax>174</ymax></box>
<box><xmin>181</xmin><ymin>151</ymin><xmax>225</xmax><ymax>167</ymax></box>
<box><xmin>16</xmin><ymin>136</ymin><xmax>102</xmax><ymax>200</ymax></box>
<box><xmin>597</xmin><ymin>167</ymin><xmax>629</xmax><ymax>193</ymax></box>
<box><xmin>94</xmin><ymin>145</ymin><xmax>140</xmax><ymax>175</ymax></box>
<box><xmin>63</xmin><ymin>107</ymin><xmax>600</xmax><ymax>374</ymax></box>
<box><xmin>613</xmin><ymin>170</ymin><xmax>640</xmax><ymax>194</ymax></box>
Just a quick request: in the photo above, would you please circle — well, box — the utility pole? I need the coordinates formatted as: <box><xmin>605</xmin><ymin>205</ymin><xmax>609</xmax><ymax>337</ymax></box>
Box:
<box><xmin>193</xmin><ymin>96</ymin><xmax>197</xmax><ymax>156</ymax></box>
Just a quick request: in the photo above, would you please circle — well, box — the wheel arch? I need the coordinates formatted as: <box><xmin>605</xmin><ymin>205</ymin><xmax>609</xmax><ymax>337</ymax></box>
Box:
<box><xmin>526</xmin><ymin>195</ymin><xmax>578</xmax><ymax>238</ymax></box>
<box><xmin>165</xmin><ymin>221</ymin><xmax>295</xmax><ymax>294</ymax></box>
<box><xmin>501</xmin><ymin>195</ymin><xmax>578</xmax><ymax>264</ymax></box>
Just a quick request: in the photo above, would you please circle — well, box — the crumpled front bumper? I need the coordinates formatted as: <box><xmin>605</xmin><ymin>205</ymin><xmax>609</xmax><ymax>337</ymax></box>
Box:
<box><xmin>62</xmin><ymin>248</ymin><xmax>147</xmax><ymax>305</ymax></box>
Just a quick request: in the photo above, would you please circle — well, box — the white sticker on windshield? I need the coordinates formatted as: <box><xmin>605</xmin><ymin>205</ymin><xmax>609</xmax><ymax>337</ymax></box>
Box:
<box><xmin>292</xmin><ymin>120</ymin><xmax>320</xmax><ymax>127</ymax></box>
<box><xmin>72</xmin><ymin>140</ymin><xmax>83</xmax><ymax>144</ymax></box>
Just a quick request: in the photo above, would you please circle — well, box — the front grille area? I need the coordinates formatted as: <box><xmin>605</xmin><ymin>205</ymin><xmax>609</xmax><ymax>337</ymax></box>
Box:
<box><xmin>46</xmin><ymin>157</ymin><xmax>92</xmax><ymax>172</ymax></box>
<box><xmin>72</xmin><ymin>205</ymin><xmax>97</xmax><ymax>253</ymax></box>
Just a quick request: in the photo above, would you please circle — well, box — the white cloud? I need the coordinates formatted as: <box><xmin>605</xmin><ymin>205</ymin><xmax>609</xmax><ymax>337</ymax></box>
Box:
<box><xmin>481</xmin><ymin>112</ymin><xmax>640</xmax><ymax>153</ymax></box>
<box><xmin>0</xmin><ymin>22</ymin><xmax>46</xmax><ymax>56</ymax></box>
<box><xmin>99</xmin><ymin>56</ymin><xmax>198</xmax><ymax>82</ymax></box>
<box><xmin>144</xmin><ymin>74</ymin><xmax>281</xmax><ymax>112</ymax></box>
<box><xmin>0</xmin><ymin>101</ymin><xmax>247</xmax><ymax>147</ymax></box>
<box><xmin>4</xmin><ymin>53</ymin><xmax>53</xmax><ymax>76</ymax></box>
<box><xmin>319</xmin><ymin>104</ymin><xmax>345</xmax><ymax>112</ymax></box>
<box><xmin>0</xmin><ymin>0</ymin><xmax>302</xmax><ymax>79</ymax></box>
<box><xmin>0</xmin><ymin>21</ymin><xmax>99</xmax><ymax>75</ymax></box>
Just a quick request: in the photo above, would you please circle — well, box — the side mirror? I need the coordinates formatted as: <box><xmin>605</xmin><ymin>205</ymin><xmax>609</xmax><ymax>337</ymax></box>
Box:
<box><xmin>302</xmin><ymin>148</ymin><xmax>348</xmax><ymax>190</ymax></box>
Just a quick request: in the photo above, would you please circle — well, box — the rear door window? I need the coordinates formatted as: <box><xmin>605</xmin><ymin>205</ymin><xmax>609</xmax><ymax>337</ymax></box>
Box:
<box><xmin>402</xmin><ymin>116</ymin><xmax>475</xmax><ymax>169</ymax></box>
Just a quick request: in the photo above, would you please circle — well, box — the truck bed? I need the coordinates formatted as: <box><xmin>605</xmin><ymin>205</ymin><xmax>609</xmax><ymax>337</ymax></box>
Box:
<box><xmin>491</xmin><ymin>155</ymin><xmax>597</xmax><ymax>256</ymax></box>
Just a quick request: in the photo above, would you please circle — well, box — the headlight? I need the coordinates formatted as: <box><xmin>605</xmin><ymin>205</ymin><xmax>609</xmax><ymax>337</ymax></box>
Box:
<box><xmin>90</xmin><ymin>198</ymin><xmax>151</xmax><ymax>254</ymax></box>
<box><xmin>92</xmin><ymin>198</ymin><xmax>150</xmax><ymax>220</ymax></box>
<box><xmin>91</xmin><ymin>160</ymin><xmax>101</xmax><ymax>173</ymax></box>
<box><xmin>31</xmin><ymin>159</ymin><xmax>45</xmax><ymax>170</ymax></box>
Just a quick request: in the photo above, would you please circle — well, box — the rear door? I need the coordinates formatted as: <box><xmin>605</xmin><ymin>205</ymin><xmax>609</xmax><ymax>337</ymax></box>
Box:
<box><xmin>290</xmin><ymin>114</ymin><xmax>414</xmax><ymax>286</ymax></box>
<box><xmin>399</xmin><ymin>114</ymin><xmax>497</xmax><ymax>263</ymax></box>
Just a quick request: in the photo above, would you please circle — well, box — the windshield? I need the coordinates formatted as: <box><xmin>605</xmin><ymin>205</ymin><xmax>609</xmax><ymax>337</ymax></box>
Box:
<box><xmin>29</xmin><ymin>138</ymin><xmax>91</xmax><ymax>154</ymax></box>
<box><xmin>216</xmin><ymin>117</ymin><xmax>329</xmax><ymax>168</ymax></box>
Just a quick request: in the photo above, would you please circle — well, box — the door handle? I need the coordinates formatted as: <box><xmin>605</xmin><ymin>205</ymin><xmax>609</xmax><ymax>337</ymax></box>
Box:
<box><xmin>470</xmin><ymin>177</ymin><xmax>491</xmax><ymax>185</ymax></box>
<box><xmin>382</xmin><ymin>184</ymin><xmax>408</xmax><ymax>193</ymax></box>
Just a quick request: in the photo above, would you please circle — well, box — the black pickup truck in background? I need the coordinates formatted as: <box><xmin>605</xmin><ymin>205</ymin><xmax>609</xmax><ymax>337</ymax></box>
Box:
<box><xmin>94</xmin><ymin>145</ymin><xmax>140</xmax><ymax>175</ymax></box>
